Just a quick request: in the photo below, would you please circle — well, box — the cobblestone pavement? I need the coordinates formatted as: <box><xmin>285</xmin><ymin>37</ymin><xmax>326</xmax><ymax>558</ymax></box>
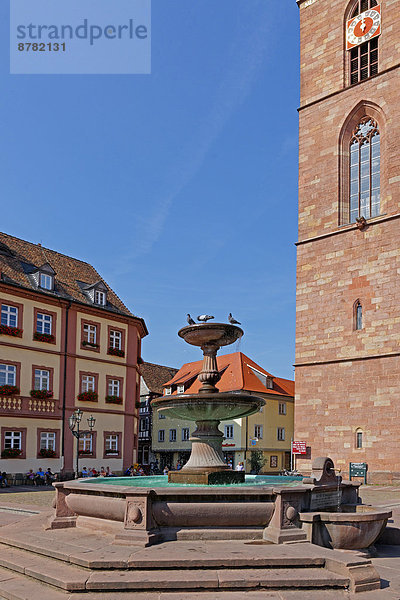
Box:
<box><xmin>0</xmin><ymin>485</ymin><xmax>55</xmax><ymax>510</ymax></box>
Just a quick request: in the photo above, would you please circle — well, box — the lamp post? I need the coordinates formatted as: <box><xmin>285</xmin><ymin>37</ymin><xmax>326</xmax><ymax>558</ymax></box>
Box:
<box><xmin>68</xmin><ymin>409</ymin><xmax>96</xmax><ymax>478</ymax></box>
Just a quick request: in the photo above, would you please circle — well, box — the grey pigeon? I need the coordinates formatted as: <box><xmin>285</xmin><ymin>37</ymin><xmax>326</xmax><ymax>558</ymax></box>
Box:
<box><xmin>187</xmin><ymin>314</ymin><xmax>196</xmax><ymax>325</ymax></box>
<box><xmin>228</xmin><ymin>313</ymin><xmax>241</xmax><ymax>325</ymax></box>
<box><xmin>197</xmin><ymin>314</ymin><xmax>214</xmax><ymax>322</ymax></box>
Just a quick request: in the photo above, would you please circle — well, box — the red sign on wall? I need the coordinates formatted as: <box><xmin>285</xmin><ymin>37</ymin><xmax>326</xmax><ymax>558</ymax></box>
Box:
<box><xmin>292</xmin><ymin>441</ymin><xmax>307</xmax><ymax>455</ymax></box>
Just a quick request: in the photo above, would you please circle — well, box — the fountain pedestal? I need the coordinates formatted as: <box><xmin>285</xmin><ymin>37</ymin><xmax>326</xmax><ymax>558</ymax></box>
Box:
<box><xmin>169</xmin><ymin>419</ymin><xmax>245</xmax><ymax>484</ymax></box>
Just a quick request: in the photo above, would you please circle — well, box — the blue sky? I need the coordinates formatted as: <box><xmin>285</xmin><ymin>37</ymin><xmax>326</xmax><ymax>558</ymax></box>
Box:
<box><xmin>2</xmin><ymin>1</ymin><xmax>300</xmax><ymax>379</ymax></box>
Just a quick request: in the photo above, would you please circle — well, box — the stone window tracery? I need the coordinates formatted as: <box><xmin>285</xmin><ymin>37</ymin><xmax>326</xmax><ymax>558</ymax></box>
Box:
<box><xmin>349</xmin><ymin>117</ymin><xmax>380</xmax><ymax>222</ymax></box>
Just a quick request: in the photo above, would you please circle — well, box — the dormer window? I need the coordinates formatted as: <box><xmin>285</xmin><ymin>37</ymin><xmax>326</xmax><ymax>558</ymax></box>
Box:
<box><xmin>33</xmin><ymin>263</ymin><xmax>56</xmax><ymax>291</ymax></box>
<box><xmin>248</xmin><ymin>365</ymin><xmax>273</xmax><ymax>390</ymax></box>
<box><xmin>81</xmin><ymin>280</ymin><xmax>108</xmax><ymax>307</ymax></box>
<box><xmin>40</xmin><ymin>273</ymin><xmax>53</xmax><ymax>290</ymax></box>
<box><xmin>165</xmin><ymin>387</ymin><xmax>172</xmax><ymax>396</ymax></box>
<box><xmin>94</xmin><ymin>290</ymin><xmax>106</xmax><ymax>306</ymax></box>
<box><xmin>177</xmin><ymin>385</ymin><xmax>185</xmax><ymax>394</ymax></box>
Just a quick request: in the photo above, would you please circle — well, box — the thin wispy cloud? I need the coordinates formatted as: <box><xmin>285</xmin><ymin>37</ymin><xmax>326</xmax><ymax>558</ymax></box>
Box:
<box><xmin>116</xmin><ymin>2</ymin><xmax>273</xmax><ymax>273</ymax></box>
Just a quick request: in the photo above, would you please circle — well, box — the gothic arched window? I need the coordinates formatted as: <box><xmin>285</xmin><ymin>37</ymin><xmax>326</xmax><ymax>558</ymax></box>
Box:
<box><xmin>349</xmin><ymin>0</ymin><xmax>379</xmax><ymax>84</ymax></box>
<box><xmin>349</xmin><ymin>117</ymin><xmax>380</xmax><ymax>223</ymax></box>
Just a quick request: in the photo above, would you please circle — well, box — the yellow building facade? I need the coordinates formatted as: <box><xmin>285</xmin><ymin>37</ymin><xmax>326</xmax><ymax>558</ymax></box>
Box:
<box><xmin>0</xmin><ymin>232</ymin><xmax>147</xmax><ymax>478</ymax></box>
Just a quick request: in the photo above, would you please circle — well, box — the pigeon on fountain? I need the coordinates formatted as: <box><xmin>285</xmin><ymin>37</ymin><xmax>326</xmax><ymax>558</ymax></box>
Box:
<box><xmin>197</xmin><ymin>314</ymin><xmax>214</xmax><ymax>322</ymax></box>
<box><xmin>187</xmin><ymin>314</ymin><xmax>196</xmax><ymax>325</ymax></box>
<box><xmin>228</xmin><ymin>313</ymin><xmax>241</xmax><ymax>325</ymax></box>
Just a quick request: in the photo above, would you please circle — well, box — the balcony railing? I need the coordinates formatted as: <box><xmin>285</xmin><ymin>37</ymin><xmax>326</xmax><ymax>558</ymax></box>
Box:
<box><xmin>0</xmin><ymin>395</ymin><xmax>58</xmax><ymax>416</ymax></box>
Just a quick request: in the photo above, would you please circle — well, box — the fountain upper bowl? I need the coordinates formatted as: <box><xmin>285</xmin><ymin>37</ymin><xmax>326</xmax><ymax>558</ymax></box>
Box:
<box><xmin>152</xmin><ymin>391</ymin><xmax>265</xmax><ymax>421</ymax></box>
<box><xmin>178</xmin><ymin>323</ymin><xmax>243</xmax><ymax>347</ymax></box>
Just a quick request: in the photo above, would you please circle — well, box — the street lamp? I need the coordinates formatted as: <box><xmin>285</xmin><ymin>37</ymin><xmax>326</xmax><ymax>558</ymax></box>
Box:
<box><xmin>68</xmin><ymin>409</ymin><xmax>96</xmax><ymax>478</ymax></box>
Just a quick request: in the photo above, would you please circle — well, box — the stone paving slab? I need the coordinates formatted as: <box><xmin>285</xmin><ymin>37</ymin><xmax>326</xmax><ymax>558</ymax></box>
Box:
<box><xmin>217</xmin><ymin>567</ymin><xmax>349</xmax><ymax>589</ymax></box>
<box><xmin>71</xmin><ymin>594</ymin><xmax>160</xmax><ymax>600</ymax></box>
<box><xmin>161</xmin><ymin>593</ymin><xmax>283</xmax><ymax>600</ymax></box>
<box><xmin>0</xmin><ymin>546</ymin><xmax>48</xmax><ymax>574</ymax></box>
<box><xmin>86</xmin><ymin>569</ymin><xmax>220</xmax><ymax>590</ymax></box>
<box><xmin>0</xmin><ymin>573</ymin><xmax>67</xmax><ymax>600</ymax></box>
<box><xmin>70</xmin><ymin>545</ymin><xmax>135</xmax><ymax>568</ymax></box>
<box><xmin>24</xmin><ymin>560</ymin><xmax>88</xmax><ymax>591</ymax></box>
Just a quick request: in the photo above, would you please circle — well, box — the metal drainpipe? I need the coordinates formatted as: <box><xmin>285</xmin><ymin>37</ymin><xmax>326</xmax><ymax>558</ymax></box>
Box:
<box><xmin>61</xmin><ymin>302</ymin><xmax>71</xmax><ymax>472</ymax></box>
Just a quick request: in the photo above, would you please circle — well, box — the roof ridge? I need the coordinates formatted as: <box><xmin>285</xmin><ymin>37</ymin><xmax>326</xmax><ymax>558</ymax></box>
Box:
<box><xmin>0</xmin><ymin>231</ymin><xmax>94</xmax><ymax>268</ymax></box>
<box><xmin>142</xmin><ymin>361</ymin><xmax>178</xmax><ymax>370</ymax></box>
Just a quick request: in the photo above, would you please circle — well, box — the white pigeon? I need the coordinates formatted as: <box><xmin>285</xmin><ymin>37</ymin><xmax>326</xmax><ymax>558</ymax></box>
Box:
<box><xmin>197</xmin><ymin>314</ymin><xmax>214</xmax><ymax>322</ymax></box>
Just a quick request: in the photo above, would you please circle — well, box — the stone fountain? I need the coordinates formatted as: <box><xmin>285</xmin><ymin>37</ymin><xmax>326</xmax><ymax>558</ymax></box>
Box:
<box><xmin>152</xmin><ymin>322</ymin><xmax>265</xmax><ymax>484</ymax></box>
<box><xmin>48</xmin><ymin>321</ymin><xmax>391</xmax><ymax>558</ymax></box>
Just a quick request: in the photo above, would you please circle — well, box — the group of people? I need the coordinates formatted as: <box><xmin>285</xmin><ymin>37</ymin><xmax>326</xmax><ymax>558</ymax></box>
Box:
<box><xmin>26</xmin><ymin>468</ymin><xmax>56</xmax><ymax>485</ymax></box>
<box><xmin>81</xmin><ymin>466</ymin><xmax>114</xmax><ymax>477</ymax></box>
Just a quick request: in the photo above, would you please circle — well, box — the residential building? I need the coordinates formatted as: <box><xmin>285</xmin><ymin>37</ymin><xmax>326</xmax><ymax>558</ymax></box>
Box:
<box><xmin>294</xmin><ymin>0</ymin><xmax>400</xmax><ymax>481</ymax></box>
<box><xmin>152</xmin><ymin>352</ymin><xmax>294</xmax><ymax>472</ymax></box>
<box><xmin>0</xmin><ymin>232</ymin><xmax>147</xmax><ymax>477</ymax></box>
<box><xmin>138</xmin><ymin>361</ymin><xmax>178</xmax><ymax>468</ymax></box>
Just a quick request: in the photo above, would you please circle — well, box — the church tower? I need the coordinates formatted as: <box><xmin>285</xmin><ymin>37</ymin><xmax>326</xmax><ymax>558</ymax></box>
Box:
<box><xmin>294</xmin><ymin>0</ymin><xmax>400</xmax><ymax>482</ymax></box>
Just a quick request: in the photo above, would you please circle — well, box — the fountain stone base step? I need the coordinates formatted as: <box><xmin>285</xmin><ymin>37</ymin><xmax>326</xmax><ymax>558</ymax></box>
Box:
<box><xmin>168</xmin><ymin>469</ymin><xmax>245</xmax><ymax>485</ymax></box>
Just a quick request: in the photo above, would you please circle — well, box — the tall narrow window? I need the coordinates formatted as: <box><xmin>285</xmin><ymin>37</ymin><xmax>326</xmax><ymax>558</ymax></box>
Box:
<box><xmin>355</xmin><ymin>301</ymin><xmax>363</xmax><ymax>330</ymax></box>
<box><xmin>356</xmin><ymin>430</ymin><xmax>363</xmax><ymax>448</ymax></box>
<box><xmin>277</xmin><ymin>427</ymin><xmax>285</xmax><ymax>441</ymax></box>
<box><xmin>224</xmin><ymin>425</ymin><xmax>234</xmax><ymax>439</ymax></box>
<box><xmin>348</xmin><ymin>0</ymin><xmax>379</xmax><ymax>85</ymax></box>
<box><xmin>349</xmin><ymin>118</ymin><xmax>380</xmax><ymax>222</ymax></box>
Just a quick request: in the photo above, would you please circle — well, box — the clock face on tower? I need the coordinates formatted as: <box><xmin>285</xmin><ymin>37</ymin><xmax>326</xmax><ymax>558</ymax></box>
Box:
<box><xmin>347</xmin><ymin>5</ymin><xmax>381</xmax><ymax>50</ymax></box>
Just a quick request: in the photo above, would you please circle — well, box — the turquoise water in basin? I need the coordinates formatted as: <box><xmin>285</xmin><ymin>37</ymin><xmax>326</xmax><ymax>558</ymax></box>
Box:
<box><xmin>82</xmin><ymin>475</ymin><xmax>303</xmax><ymax>488</ymax></box>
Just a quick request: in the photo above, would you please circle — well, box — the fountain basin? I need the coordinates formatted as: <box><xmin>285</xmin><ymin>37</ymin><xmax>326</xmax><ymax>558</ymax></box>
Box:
<box><xmin>152</xmin><ymin>391</ymin><xmax>264</xmax><ymax>421</ymax></box>
<box><xmin>50</xmin><ymin>458</ymin><xmax>389</xmax><ymax>550</ymax></box>
<box><xmin>300</xmin><ymin>505</ymin><xmax>391</xmax><ymax>550</ymax></box>
<box><xmin>178</xmin><ymin>323</ymin><xmax>243</xmax><ymax>347</ymax></box>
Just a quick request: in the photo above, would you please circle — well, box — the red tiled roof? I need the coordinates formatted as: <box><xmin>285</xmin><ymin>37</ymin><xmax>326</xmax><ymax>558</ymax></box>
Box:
<box><xmin>163</xmin><ymin>352</ymin><xmax>294</xmax><ymax>397</ymax></box>
<box><xmin>140</xmin><ymin>362</ymin><xmax>179</xmax><ymax>395</ymax></box>
<box><xmin>0</xmin><ymin>232</ymin><xmax>147</xmax><ymax>333</ymax></box>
